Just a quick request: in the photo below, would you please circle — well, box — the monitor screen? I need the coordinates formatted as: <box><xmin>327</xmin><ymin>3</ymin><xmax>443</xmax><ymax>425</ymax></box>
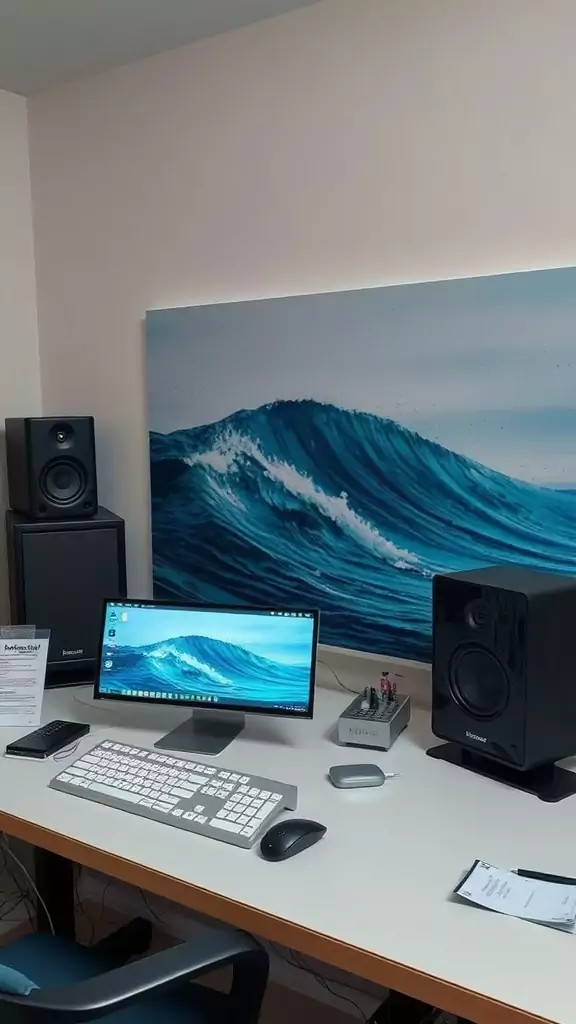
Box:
<box><xmin>95</xmin><ymin>601</ymin><xmax>319</xmax><ymax>717</ymax></box>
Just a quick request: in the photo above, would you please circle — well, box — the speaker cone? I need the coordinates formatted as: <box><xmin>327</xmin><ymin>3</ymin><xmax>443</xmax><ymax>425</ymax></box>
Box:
<box><xmin>40</xmin><ymin>459</ymin><xmax>87</xmax><ymax>505</ymax></box>
<box><xmin>449</xmin><ymin>645</ymin><xmax>509</xmax><ymax>719</ymax></box>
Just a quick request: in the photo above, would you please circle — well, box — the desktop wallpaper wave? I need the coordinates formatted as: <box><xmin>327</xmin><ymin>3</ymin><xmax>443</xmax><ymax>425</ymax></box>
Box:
<box><xmin>146</xmin><ymin>270</ymin><xmax>576</xmax><ymax>662</ymax></box>
<box><xmin>100</xmin><ymin>633</ymin><xmax>311</xmax><ymax>708</ymax></box>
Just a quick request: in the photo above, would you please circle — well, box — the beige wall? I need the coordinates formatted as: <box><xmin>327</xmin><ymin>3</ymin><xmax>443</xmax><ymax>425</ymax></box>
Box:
<box><xmin>27</xmin><ymin>0</ymin><xmax>576</xmax><ymax>600</ymax></box>
<box><xmin>0</xmin><ymin>90</ymin><xmax>40</xmax><ymax>621</ymax></box>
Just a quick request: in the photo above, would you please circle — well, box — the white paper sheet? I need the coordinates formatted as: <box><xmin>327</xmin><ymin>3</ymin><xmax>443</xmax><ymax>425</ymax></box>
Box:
<box><xmin>0</xmin><ymin>634</ymin><xmax>49</xmax><ymax>728</ymax></box>
<box><xmin>454</xmin><ymin>860</ymin><xmax>576</xmax><ymax>930</ymax></box>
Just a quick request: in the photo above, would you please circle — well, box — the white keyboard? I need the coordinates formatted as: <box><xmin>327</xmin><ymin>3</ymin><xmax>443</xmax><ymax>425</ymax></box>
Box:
<box><xmin>49</xmin><ymin>740</ymin><xmax>298</xmax><ymax>849</ymax></box>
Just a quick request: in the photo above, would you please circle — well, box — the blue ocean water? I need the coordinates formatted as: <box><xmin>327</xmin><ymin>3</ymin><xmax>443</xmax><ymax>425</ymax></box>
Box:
<box><xmin>149</xmin><ymin>400</ymin><xmax>576</xmax><ymax>661</ymax></box>
<box><xmin>100</xmin><ymin>634</ymin><xmax>311</xmax><ymax>709</ymax></box>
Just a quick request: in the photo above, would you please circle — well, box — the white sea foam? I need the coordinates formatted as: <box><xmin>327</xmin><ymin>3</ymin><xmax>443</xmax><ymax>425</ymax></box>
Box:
<box><xmin>145</xmin><ymin>644</ymin><xmax>232</xmax><ymax>686</ymax></box>
<box><xmin>184</xmin><ymin>430</ymin><xmax>424</xmax><ymax>571</ymax></box>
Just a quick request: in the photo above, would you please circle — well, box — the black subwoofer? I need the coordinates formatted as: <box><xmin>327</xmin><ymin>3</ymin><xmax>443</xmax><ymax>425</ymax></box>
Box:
<box><xmin>6</xmin><ymin>507</ymin><xmax>126</xmax><ymax>686</ymax></box>
<box><xmin>5</xmin><ymin>416</ymin><xmax>97</xmax><ymax>519</ymax></box>
<box><xmin>429</xmin><ymin>565</ymin><xmax>576</xmax><ymax>800</ymax></box>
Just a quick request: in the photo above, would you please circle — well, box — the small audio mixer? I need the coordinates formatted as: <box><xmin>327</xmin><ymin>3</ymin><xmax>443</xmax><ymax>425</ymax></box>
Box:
<box><xmin>337</xmin><ymin>679</ymin><xmax>410</xmax><ymax>751</ymax></box>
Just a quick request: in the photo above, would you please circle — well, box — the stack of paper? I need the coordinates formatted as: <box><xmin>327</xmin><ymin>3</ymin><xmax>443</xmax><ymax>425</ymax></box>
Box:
<box><xmin>454</xmin><ymin>860</ymin><xmax>576</xmax><ymax>931</ymax></box>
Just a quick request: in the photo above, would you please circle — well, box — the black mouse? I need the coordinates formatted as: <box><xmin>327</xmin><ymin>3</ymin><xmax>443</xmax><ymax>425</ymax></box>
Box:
<box><xmin>260</xmin><ymin>818</ymin><xmax>326</xmax><ymax>861</ymax></box>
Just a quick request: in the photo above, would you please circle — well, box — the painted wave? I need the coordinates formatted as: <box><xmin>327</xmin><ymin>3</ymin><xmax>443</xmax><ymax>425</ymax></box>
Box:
<box><xmin>149</xmin><ymin>400</ymin><xmax>576</xmax><ymax>661</ymax></box>
<box><xmin>102</xmin><ymin>634</ymin><xmax>310</xmax><ymax>708</ymax></box>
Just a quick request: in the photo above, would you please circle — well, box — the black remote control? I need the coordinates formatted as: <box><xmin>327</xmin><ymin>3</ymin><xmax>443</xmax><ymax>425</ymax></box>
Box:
<box><xmin>5</xmin><ymin>720</ymin><xmax>90</xmax><ymax>759</ymax></box>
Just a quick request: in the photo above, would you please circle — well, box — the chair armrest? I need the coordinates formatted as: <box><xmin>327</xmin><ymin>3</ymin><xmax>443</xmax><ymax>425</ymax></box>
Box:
<box><xmin>8</xmin><ymin>927</ymin><xmax>269</xmax><ymax>1023</ymax></box>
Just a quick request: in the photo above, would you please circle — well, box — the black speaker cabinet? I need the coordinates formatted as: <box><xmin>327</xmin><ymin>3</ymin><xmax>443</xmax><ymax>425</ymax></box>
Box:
<box><xmin>429</xmin><ymin>564</ymin><xmax>576</xmax><ymax>801</ymax></box>
<box><xmin>5</xmin><ymin>416</ymin><xmax>98</xmax><ymax>519</ymax></box>
<box><xmin>6</xmin><ymin>507</ymin><xmax>127</xmax><ymax>687</ymax></box>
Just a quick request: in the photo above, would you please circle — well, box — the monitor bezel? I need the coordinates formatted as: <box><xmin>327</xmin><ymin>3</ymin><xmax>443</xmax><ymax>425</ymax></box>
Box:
<box><xmin>93</xmin><ymin>597</ymin><xmax>319</xmax><ymax>720</ymax></box>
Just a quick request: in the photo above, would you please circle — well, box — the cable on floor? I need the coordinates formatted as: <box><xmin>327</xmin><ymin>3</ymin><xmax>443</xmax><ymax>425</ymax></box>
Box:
<box><xmin>271</xmin><ymin>941</ymin><xmax>368</xmax><ymax>1022</ymax></box>
<box><xmin>0</xmin><ymin>834</ymin><xmax>55</xmax><ymax>935</ymax></box>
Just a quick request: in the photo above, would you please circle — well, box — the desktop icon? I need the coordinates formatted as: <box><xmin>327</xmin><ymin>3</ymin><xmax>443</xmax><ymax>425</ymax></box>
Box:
<box><xmin>104</xmin><ymin>660</ymin><xmax>113</xmax><ymax>669</ymax></box>
<box><xmin>108</xmin><ymin>628</ymin><xmax>116</xmax><ymax>637</ymax></box>
<box><xmin>121</xmin><ymin>612</ymin><xmax>128</xmax><ymax>622</ymax></box>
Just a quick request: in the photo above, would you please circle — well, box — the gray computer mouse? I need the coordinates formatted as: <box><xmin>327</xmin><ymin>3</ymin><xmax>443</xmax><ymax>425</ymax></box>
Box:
<box><xmin>260</xmin><ymin>818</ymin><xmax>326</xmax><ymax>861</ymax></box>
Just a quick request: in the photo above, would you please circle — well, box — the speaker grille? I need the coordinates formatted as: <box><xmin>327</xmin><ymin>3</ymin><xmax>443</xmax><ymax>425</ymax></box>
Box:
<box><xmin>40</xmin><ymin>459</ymin><xmax>87</xmax><ymax>506</ymax></box>
<box><xmin>449</xmin><ymin>644</ymin><xmax>510</xmax><ymax>719</ymax></box>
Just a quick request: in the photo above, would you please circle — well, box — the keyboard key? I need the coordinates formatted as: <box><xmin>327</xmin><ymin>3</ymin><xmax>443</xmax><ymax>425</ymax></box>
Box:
<box><xmin>218</xmin><ymin>771</ymin><xmax>230</xmax><ymax>779</ymax></box>
<box><xmin>216</xmin><ymin>789</ymin><xmax>228</xmax><ymax>799</ymax></box>
<box><xmin>216</xmin><ymin>810</ymin><xmax>228</xmax><ymax>818</ymax></box>
<box><xmin>194</xmin><ymin>805</ymin><xmax>205</xmax><ymax>813</ymax></box>
<box><xmin>172</xmin><ymin>808</ymin><xmax>184</xmax><ymax>817</ymax></box>
<box><xmin>261</xmin><ymin>791</ymin><xmax>271</xmax><ymax>799</ymax></box>
<box><xmin>210</xmin><ymin>818</ymin><xmax>242</xmax><ymax>834</ymax></box>
<box><xmin>239</xmin><ymin>776</ymin><xmax>250</xmax><ymax>784</ymax></box>
<box><xmin>271</xmin><ymin>794</ymin><xmax>282</xmax><ymax>801</ymax></box>
<box><xmin>171</xmin><ymin>787</ymin><xmax>194</xmax><ymax>799</ymax></box>
<box><xmin>245</xmin><ymin>807</ymin><xmax>256</xmax><ymax>817</ymax></box>
<box><xmin>225</xmin><ymin>802</ymin><xmax>235</xmax><ymax>811</ymax></box>
<box><xmin>204</xmin><ymin>767</ymin><xmax>217</xmax><ymax>775</ymax></box>
<box><xmin>58</xmin><ymin>773</ymin><xmax>73</xmax><ymax>782</ymax></box>
<box><xmin>238</xmin><ymin>785</ymin><xmax>249</xmax><ymax>794</ymax></box>
<box><xmin>89</xmin><ymin>782</ymin><xmax>142</xmax><ymax>803</ymax></box>
<box><xmin>183</xmin><ymin>811</ymin><xmax>196</xmax><ymax>820</ymax></box>
<box><xmin>153</xmin><ymin>802</ymin><xmax>173</xmax><ymax>812</ymax></box>
<box><xmin>230</xmin><ymin>773</ymin><xmax>240</xmax><ymax>781</ymax></box>
<box><xmin>196</xmin><ymin>815</ymin><xmax>207</xmax><ymax>824</ymax></box>
<box><xmin>240</xmin><ymin>826</ymin><xmax>253</xmax><ymax>836</ymax></box>
<box><xmin>256</xmin><ymin>801</ymin><xmax>276</xmax><ymax>819</ymax></box>
<box><xmin>249</xmin><ymin>788</ymin><xmax>259</xmax><ymax>797</ymax></box>
<box><xmin>238</xmin><ymin>815</ymin><xmax>250</xmax><ymax>825</ymax></box>
<box><xmin>228</xmin><ymin>812</ymin><xmax>239</xmax><ymax>821</ymax></box>
<box><xmin>140</xmin><ymin>798</ymin><xmax>154</xmax><ymax>807</ymax></box>
<box><xmin>205</xmin><ymin>787</ymin><xmax>217</xmax><ymax>796</ymax></box>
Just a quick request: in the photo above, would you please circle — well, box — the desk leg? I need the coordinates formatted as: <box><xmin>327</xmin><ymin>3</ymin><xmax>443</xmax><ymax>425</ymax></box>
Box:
<box><xmin>34</xmin><ymin>848</ymin><xmax>75</xmax><ymax>938</ymax></box>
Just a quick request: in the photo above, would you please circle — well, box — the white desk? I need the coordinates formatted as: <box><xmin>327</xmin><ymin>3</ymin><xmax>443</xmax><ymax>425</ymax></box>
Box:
<box><xmin>0</xmin><ymin>684</ymin><xmax>573</xmax><ymax>1024</ymax></box>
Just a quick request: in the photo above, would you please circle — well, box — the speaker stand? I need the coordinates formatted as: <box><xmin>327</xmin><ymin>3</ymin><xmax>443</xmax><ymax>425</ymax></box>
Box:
<box><xmin>426</xmin><ymin>742</ymin><xmax>576</xmax><ymax>802</ymax></box>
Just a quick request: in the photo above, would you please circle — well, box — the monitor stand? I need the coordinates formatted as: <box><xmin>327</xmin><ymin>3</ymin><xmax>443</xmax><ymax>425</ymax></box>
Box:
<box><xmin>154</xmin><ymin>709</ymin><xmax>246</xmax><ymax>756</ymax></box>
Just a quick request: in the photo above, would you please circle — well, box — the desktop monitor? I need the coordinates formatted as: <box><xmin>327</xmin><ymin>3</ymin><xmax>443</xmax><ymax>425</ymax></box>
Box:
<box><xmin>94</xmin><ymin>599</ymin><xmax>319</xmax><ymax>754</ymax></box>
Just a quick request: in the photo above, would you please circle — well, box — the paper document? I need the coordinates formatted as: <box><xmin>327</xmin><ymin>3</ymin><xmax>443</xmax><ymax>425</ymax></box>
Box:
<box><xmin>454</xmin><ymin>860</ymin><xmax>576</xmax><ymax>931</ymax></box>
<box><xmin>0</xmin><ymin>629</ymin><xmax>50</xmax><ymax>728</ymax></box>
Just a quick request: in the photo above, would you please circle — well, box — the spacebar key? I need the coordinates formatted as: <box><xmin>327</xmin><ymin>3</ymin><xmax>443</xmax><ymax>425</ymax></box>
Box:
<box><xmin>89</xmin><ymin>783</ymin><xmax>142</xmax><ymax>804</ymax></box>
<box><xmin>209</xmin><ymin>818</ymin><xmax>242</xmax><ymax>833</ymax></box>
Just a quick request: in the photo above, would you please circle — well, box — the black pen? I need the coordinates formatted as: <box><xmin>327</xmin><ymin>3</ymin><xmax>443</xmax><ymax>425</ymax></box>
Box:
<box><xmin>517</xmin><ymin>869</ymin><xmax>576</xmax><ymax>886</ymax></box>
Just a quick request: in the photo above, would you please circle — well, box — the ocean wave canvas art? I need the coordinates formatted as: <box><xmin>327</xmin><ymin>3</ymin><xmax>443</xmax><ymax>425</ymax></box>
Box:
<box><xmin>146</xmin><ymin>269</ymin><xmax>576</xmax><ymax>662</ymax></box>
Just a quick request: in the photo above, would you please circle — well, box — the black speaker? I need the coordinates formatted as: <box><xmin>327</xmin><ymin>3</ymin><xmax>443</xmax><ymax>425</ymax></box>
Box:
<box><xmin>5</xmin><ymin>416</ymin><xmax>98</xmax><ymax>519</ymax></box>
<box><xmin>429</xmin><ymin>564</ymin><xmax>576</xmax><ymax>801</ymax></box>
<box><xmin>6</xmin><ymin>507</ymin><xmax>126</xmax><ymax>686</ymax></box>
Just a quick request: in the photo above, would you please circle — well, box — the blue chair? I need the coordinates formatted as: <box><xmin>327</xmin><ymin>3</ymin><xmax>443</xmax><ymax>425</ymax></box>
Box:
<box><xmin>0</xmin><ymin>918</ymin><xmax>269</xmax><ymax>1023</ymax></box>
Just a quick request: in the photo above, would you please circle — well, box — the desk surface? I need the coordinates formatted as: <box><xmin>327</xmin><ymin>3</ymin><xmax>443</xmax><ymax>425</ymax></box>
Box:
<box><xmin>0</xmin><ymin>686</ymin><xmax>573</xmax><ymax>1024</ymax></box>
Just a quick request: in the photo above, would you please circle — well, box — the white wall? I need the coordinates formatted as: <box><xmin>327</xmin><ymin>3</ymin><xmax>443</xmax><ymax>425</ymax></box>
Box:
<box><xmin>27</xmin><ymin>0</ymin><xmax>576</xmax><ymax>603</ymax></box>
<box><xmin>0</xmin><ymin>90</ymin><xmax>41</xmax><ymax>622</ymax></box>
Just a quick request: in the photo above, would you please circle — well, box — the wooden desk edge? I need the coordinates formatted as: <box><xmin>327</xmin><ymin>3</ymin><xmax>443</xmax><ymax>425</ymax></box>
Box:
<box><xmin>0</xmin><ymin>812</ymin><xmax>551</xmax><ymax>1024</ymax></box>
